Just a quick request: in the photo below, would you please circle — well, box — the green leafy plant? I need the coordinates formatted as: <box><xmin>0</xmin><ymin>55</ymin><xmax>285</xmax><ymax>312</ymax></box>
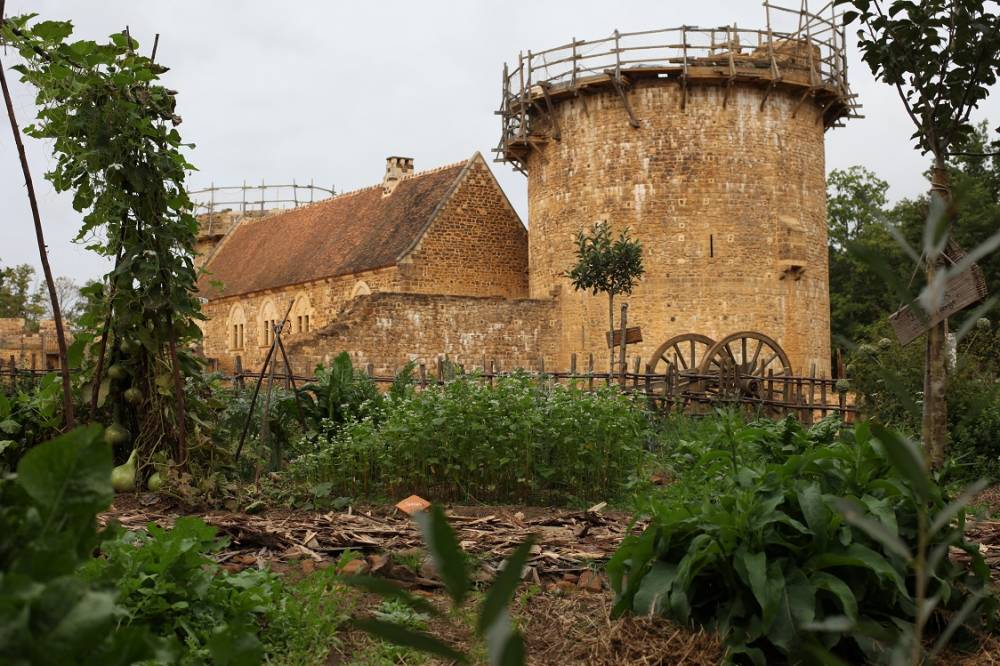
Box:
<box><xmin>346</xmin><ymin>504</ymin><xmax>532</xmax><ymax>666</ymax></box>
<box><xmin>0</xmin><ymin>425</ymin><xmax>168</xmax><ymax>664</ymax></box>
<box><xmin>289</xmin><ymin>374</ymin><xmax>650</xmax><ymax>504</ymax></box>
<box><xmin>4</xmin><ymin>14</ymin><xmax>205</xmax><ymax>473</ymax></box>
<box><xmin>564</xmin><ymin>221</ymin><xmax>644</xmax><ymax>375</ymax></box>
<box><xmin>81</xmin><ymin>516</ymin><xmax>287</xmax><ymax>664</ymax></box>
<box><xmin>609</xmin><ymin>420</ymin><xmax>995</xmax><ymax>664</ymax></box>
<box><xmin>297</xmin><ymin>352</ymin><xmax>384</xmax><ymax>434</ymax></box>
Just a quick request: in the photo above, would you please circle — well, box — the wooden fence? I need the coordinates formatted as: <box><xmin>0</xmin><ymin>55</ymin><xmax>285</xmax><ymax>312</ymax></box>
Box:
<box><xmin>224</xmin><ymin>353</ymin><xmax>857</xmax><ymax>425</ymax></box>
<box><xmin>1</xmin><ymin>352</ymin><xmax>858</xmax><ymax>424</ymax></box>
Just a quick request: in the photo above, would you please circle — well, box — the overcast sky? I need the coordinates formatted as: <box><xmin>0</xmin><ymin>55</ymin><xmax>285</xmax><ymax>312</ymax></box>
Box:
<box><xmin>2</xmin><ymin>1</ymin><xmax>998</xmax><ymax>284</ymax></box>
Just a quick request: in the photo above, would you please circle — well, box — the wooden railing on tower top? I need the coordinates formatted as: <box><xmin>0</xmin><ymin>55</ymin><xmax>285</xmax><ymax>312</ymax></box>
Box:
<box><xmin>495</xmin><ymin>2</ymin><xmax>862</xmax><ymax>170</ymax></box>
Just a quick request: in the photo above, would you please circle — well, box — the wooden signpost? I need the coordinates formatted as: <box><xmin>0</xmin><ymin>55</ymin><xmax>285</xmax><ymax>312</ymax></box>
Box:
<box><xmin>889</xmin><ymin>244</ymin><xmax>988</xmax><ymax>346</ymax></box>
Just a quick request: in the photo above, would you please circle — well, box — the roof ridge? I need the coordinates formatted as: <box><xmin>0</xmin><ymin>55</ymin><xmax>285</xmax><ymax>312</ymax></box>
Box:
<box><xmin>236</xmin><ymin>157</ymin><xmax>471</xmax><ymax>225</ymax></box>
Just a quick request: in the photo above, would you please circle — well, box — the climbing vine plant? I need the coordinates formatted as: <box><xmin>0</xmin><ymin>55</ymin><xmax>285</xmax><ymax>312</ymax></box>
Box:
<box><xmin>2</xmin><ymin>15</ymin><xmax>204</xmax><ymax>468</ymax></box>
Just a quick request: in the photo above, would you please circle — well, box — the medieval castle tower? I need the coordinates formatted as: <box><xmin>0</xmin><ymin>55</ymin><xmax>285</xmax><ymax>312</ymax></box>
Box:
<box><xmin>195</xmin><ymin>5</ymin><xmax>856</xmax><ymax>381</ymax></box>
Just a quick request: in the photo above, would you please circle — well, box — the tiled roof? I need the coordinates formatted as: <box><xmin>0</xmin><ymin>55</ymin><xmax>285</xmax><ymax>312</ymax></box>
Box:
<box><xmin>198</xmin><ymin>159</ymin><xmax>471</xmax><ymax>300</ymax></box>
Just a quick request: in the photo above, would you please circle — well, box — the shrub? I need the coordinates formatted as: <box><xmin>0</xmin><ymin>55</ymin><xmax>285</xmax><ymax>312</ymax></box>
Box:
<box><xmin>609</xmin><ymin>420</ymin><xmax>995</xmax><ymax>664</ymax></box>
<box><xmin>848</xmin><ymin>319</ymin><xmax>1000</xmax><ymax>481</ymax></box>
<box><xmin>290</xmin><ymin>374</ymin><xmax>651</xmax><ymax>504</ymax></box>
<box><xmin>0</xmin><ymin>425</ymin><xmax>168</xmax><ymax>663</ymax></box>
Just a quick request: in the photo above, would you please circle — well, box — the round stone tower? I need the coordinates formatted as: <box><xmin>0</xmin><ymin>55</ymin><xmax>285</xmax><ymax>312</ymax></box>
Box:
<box><xmin>497</xmin><ymin>13</ymin><xmax>857</xmax><ymax>376</ymax></box>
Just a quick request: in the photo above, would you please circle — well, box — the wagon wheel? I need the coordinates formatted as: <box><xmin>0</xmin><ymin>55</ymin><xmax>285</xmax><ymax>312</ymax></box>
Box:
<box><xmin>647</xmin><ymin>333</ymin><xmax>715</xmax><ymax>408</ymax></box>
<box><xmin>698</xmin><ymin>331</ymin><xmax>793</xmax><ymax>407</ymax></box>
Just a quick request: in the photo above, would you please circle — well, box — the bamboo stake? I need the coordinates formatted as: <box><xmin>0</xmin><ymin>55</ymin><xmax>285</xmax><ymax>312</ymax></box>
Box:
<box><xmin>0</xmin><ymin>35</ymin><xmax>75</xmax><ymax>427</ymax></box>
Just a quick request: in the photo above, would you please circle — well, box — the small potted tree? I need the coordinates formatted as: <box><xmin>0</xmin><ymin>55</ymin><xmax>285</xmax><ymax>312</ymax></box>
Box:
<box><xmin>565</xmin><ymin>221</ymin><xmax>644</xmax><ymax>376</ymax></box>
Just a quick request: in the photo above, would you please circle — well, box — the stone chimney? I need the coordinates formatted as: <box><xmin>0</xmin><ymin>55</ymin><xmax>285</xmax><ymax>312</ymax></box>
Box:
<box><xmin>382</xmin><ymin>156</ymin><xmax>414</xmax><ymax>196</ymax></box>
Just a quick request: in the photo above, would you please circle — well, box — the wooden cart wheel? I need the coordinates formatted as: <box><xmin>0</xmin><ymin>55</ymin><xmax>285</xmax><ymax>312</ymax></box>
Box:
<box><xmin>698</xmin><ymin>331</ymin><xmax>793</xmax><ymax>404</ymax></box>
<box><xmin>647</xmin><ymin>333</ymin><xmax>715</xmax><ymax>407</ymax></box>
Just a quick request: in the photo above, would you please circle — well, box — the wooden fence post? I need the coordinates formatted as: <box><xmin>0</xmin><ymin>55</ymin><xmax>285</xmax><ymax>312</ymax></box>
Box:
<box><xmin>587</xmin><ymin>353</ymin><xmax>595</xmax><ymax>392</ymax></box>
<box><xmin>820</xmin><ymin>372</ymin><xmax>828</xmax><ymax>419</ymax></box>
<box><xmin>234</xmin><ymin>355</ymin><xmax>245</xmax><ymax>391</ymax></box>
<box><xmin>419</xmin><ymin>362</ymin><xmax>427</xmax><ymax>389</ymax></box>
<box><xmin>437</xmin><ymin>357</ymin><xmax>445</xmax><ymax>385</ymax></box>
<box><xmin>808</xmin><ymin>363</ymin><xmax>816</xmax><ymax>425</ymax></box>
<box><xmin>618</xmin><ymin>303</ymin><xmax>628</xmax><ymax>388</ymax></box>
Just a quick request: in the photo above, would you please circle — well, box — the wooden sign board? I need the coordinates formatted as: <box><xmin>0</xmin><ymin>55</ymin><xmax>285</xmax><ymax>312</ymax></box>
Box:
<box><xmin>890</xmin><ymin>261</ymin><xmax>988</xmax><ymax>347</ymax></box>
<box><xmin>606</xmin><ymin>326</ymin><xmax>643</xmax><ymax>348</ymax></box>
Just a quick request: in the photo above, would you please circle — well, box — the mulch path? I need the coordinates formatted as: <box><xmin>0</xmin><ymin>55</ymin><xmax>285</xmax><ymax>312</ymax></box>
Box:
<box><xmin>101</xmin><ymin>492</ymin><xmax>1000</xmax><ymax>665</ymax></box>
<box><xmin>100</xmin><ymin>494</ymin><xmax>641</xmax><ymax>581</ymax></box>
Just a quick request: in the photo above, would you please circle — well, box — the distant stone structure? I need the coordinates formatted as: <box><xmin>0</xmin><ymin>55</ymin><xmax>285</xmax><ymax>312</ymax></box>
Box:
<box><xmin>197</xmin><ymin>6</ymin><xmax>857</xmax><ymax>379</ymax></box>
<box><xmin>0</xmin><ymin>318</ymin><xmax>67</xmax><ymax>370</ymax></box>
<box><xmin>198</xmin><ymin>153</ymin><xmax>546</xmax><ymax>372</ymax></box>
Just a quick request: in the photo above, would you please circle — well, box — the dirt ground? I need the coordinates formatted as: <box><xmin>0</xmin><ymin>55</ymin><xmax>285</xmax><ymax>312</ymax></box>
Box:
<box><xmin>101</xmin><ymin>493</ymin><xmax>1000</xmax><ymax>665</ymax></box>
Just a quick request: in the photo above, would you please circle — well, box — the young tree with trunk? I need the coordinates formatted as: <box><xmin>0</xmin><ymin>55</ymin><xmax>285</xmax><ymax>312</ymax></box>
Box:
<box><xmin>565</xmin><ymin>222</ymin><xmax>644</xmax><ymax>376</ymax></box>
<box><xmin>839</xmin><ymin>0</ymin><xmax>1000</xmax><ymax>467</ymax></box>
<box><xmin>3</xmin><ymin>15</ymin><xmax>204</xmax><ymax>470</ymax></box>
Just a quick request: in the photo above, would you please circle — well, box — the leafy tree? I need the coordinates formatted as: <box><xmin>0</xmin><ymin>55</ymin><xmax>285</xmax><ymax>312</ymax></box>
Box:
<box><xmin>39</xmin><ymin>276</ymin><xmax>85</xmax><ymax>330</ymax></box>
<box><xmin>827</xmin><ymin>168</ymin><xmax>907</xmax><ymax>344</ymax></box>
<box><xmin>565</xmin><ymin>221</ymin><xmax>644</xmax><ymax>375</ymax></box>
<box><xmin>0</xmin><ymin>261</ymin><xmax>44</xmax><ymax>325</ymax></box>
<box><xmin>4</xmin><ymin>15</ymin><xmax>205</xmax><ymax>469</ymax></box>
<box><xmin>839</xmin><ymin>0</ymin><xmax>1000</xmax><ymax>466</ymax></box>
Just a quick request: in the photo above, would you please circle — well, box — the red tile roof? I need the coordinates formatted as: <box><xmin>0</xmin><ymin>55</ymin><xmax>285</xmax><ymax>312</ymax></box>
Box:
<box><xmin>199</xmin><ymin>158</ymin><xmax>470</xmax><ymax>299</ymax></box>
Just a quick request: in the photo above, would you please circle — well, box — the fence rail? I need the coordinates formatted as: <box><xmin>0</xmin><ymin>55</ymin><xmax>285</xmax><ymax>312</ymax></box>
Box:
<box><xmin>1</xmin><ymin>354</ymin><xmax>858</xmax><ymax>424</ymax></box>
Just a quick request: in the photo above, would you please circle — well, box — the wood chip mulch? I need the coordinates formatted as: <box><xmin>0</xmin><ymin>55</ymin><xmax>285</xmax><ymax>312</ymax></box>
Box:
<box><xmin>99</xmin><ymin>495</ymin><xmax>643</xmax><ymax>579</ymax></box>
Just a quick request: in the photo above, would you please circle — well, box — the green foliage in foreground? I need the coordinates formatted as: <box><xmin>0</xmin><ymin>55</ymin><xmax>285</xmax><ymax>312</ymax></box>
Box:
<box><xmin>289</xmin><ymin>374</ymin><xmax>651</xmax><ymax>504</ymax></box>
<box><xmin>346</xmin><ymin>504</ymin><xmax>531</xmax><ymax>666</ymax></box>
<box><xmin>610</xmin><ymin>416</ymin><xmax>996</xmax><ymax>664</ymax></box>
<box><xmin>0</xmin><ymin>425</ymin><xmax>348</xmax><ymax>665</ymax></box>
<box><xmin>847</xmin><ymin>318</ymin><xmax>1000</xmax><ymax>481</ymax></box>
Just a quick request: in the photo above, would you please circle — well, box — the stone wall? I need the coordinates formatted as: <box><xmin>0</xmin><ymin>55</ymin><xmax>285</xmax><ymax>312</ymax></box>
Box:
<box><xmin>524</xmin><ymin>78</ymin><xmax>832</xmax><ymax>376</ymax></box>
<box><xmin>200</xmin><ymin>266</ymin><xmax>402</xmax><ymax>373</ymax></box>
<box><xmin>398</xmin><ymin>156</ymin><xmax>529</xmax><ymax>299</ymax></box>
<box><xmin>285</xmin><ymin>292</ymin><xmax>559</xmax><ymax>377</ymax></box>
<box><xmin>0</xmin><ymin>318</ymin><xmax>67</xmax><ymax>369</ymax></box>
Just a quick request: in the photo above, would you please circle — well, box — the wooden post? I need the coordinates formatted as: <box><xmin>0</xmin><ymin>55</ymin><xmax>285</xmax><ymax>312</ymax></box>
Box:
<box><xmin>820</xmin><ymin>372</ymin><xmax>828</xmax><ymax>419</ymax></box>
<box><xmin>587</xmin><ymin>353</ymin><xmax>595</xmax><ymax>392</ymax></box>
<box><xmin>796</xmin><ymin>376</ymin><xmax>805</xmax><ymax>422</ymax></box>
<box><xmin>808</xmin><ymin>363</ymin><xmax>816</xmax><ymax>424</ymax></box>
<box><xmin>644</xmin><ymin>362</ymin><xmax>653</xmax><ymax>406</ymax></box>
<box><xmin>437</xmin><ymin>357</ymin><xmax>445</xmax><ymax>385</ymax></box>
<box><xmin>632</xmin><ymin>355</ymin><xmax>640</xmax><ymax>390</ymax></box>
<box><xmin>234</xmin><ymin>355</ymin><xmax>245</xmax><ymax>390</ymax></box>
<box><xmin>489</xmin><ymin>360</ymin><xmax>496</xmax><ymax>388</ymax></box>
<box><xmin>419</xmin><ymin>362</ymin><xmax>427</xmax><ymax>389</ymax></box>
<box><xmin>619</xmin><ymin>303</ymin><xmax>628</xmax><ymax>388</ymax></box>
<box><xmin>767</xmin><ymin>368</ymin><xmax>775</xmax><ymax>412</ymax></box>
<box><xmin>366</xmin><ymin>362</ymin><xmax>374</xmax><ymax>378</ymax></box>
<box><xmin>570</xmin><ymin>352</ymin><xmax>577</xmax><ymax>384</ymax></box>
<box><xmin>8</xmin><ymin>357</ymin><xmax>16</xmax><ymax>393</ymax></box>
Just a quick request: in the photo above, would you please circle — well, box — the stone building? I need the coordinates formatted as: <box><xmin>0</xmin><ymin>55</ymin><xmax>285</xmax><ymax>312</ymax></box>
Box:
<box><xmin>0</xmin><ymin>318</ymin><xmax>67</xmax><ymax>370</ymax></box>
<box><xmin>198</xmin><ymin>153</ymin><xmax>556</xmax><ymax>373</ymax></box>
<box><xmin>197</xmin><ymin>13</ymin><xmax>856</xmax><ymax>380</ymax></box>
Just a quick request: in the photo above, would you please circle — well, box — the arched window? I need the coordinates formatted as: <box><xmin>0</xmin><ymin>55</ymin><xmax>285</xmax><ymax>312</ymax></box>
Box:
<box><xmin>227</xmin><ymin>304</ymin><xmax>247</xmax><ymax>350</ymax></box>
<box><xmin>351</xmin><ymin>280</ymin><xmax>372</xmax><ymax>298</ymax></box>
<box><xmin>290</xmin><ymin>293</ymin><xmax>316</xmax><ymax>334</ymax></box>
<box><xmin>259</xmin><ymin>299</ymin><xmax>279</xmax><ymax>347</ymax></box>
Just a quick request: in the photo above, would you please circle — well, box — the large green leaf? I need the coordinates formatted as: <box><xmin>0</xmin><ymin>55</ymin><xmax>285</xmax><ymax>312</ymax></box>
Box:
<box><xmin>478</xmin><ymin>536</ymin><xmax>535</xmax><ymax>636</ymax></box>
<box><xmin>16</xmin><ymin>424</ymin><xmax>111</xmax><ymax>525</ymax></box>
<box><xmin>352</xmin><ymin>618</ymin><xmax>468</xmax><ymax>664</ymax></box>
<box><xmin>733</xmin><ymin>548</ymin><xmax>768</xmax><ymax>614</ymax></box>
<box><xmin>870</xmin><ymin>425</ymin><xmax>929</xmax><ymax>500</ymax></box>
<box><xmin>807</xmin><ymin>543</ymin><xmax>907</xmax><ymax>596</ymax></box>
<box><xmin>414</xmin><ymin>504</ymin><xmax>468</xmax><ymax>606</ymax></box>
<box><xmin>810</xmin><ymin>572</ymin><xmax>859</xmax><ymax>623</ymax></box>
<box><xmin>632</xmin><ymin>560</ymin><xmax>678</xmax><ymax>615</ymax></box>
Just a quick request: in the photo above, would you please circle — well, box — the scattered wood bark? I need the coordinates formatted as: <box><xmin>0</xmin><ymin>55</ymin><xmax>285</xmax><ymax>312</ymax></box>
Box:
<box><xmin>99</xmin><ymin>497</ymin><xmax>644</xmax><ymax>582</ymax></box>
